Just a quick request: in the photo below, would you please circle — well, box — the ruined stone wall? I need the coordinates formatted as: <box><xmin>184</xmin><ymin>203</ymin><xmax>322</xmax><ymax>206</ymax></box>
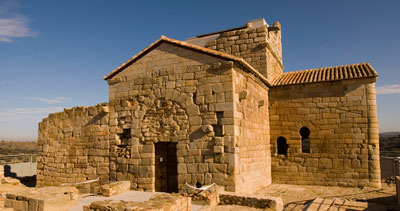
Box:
<box><xmin>233</xmin><ymin>68</ymin><xmax>271</xmax><ymax>193</ymax></box>
<box><xmin>107</xmin><ymin>42</ymin><xmax>239</xmax><ymax>192</ymax></box>
<box><xmin>37</xmin><ymin>104</ymin><xmax>110</xmax><ymax>187</ymax></box>
<box><xmin>203</xmin><ymin>22</ymin><xmax>283</xmax><ymax>81</ymax></box>
<box><xmin>269</xmin><ymin>79</ymin><xmax>381</xmax><ymax>188</ymax></box>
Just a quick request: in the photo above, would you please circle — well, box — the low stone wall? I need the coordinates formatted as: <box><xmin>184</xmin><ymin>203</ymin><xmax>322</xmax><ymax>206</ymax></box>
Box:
<box><xmin>37</xmin><ymin>104</ymin><xmax>110</xmax><ymax>188</ymax></box>
<box><xmin>219</xmin><ymin>192</ymin><xmax>283</xmax><ymax>211</ymax></box>
<box><xmin>381</xmin><ymin>157</ymin><xmax>400</xmax><ymax>179</ymax></box>
<box><xmin>6</xmin><ymin>162</ymin><xmax>37</xmax><ymax>177</ymax></box>
<box><xmin>4</xmin><ymin>186</ymin><xmax>79</xmax><ymax>211</ymax></box>
<box><xmin>83</xmin><ymin>193</ymin><xmax>191</xmax><ymax>211</ymax></box>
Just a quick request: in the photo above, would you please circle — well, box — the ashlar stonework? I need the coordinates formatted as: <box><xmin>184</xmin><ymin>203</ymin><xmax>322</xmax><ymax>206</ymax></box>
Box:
<box><xmin>37</xmin><ymin>18</ymin><xmax>381</xmax><ymax>194</ymax></box>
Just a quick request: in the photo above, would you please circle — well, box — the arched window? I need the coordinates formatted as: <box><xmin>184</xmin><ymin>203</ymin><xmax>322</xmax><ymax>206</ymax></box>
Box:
<box><xmin>277</xmin><ymin>136</ymin><xmax>288</xmax><ymax>155</ymax></box>
<box><xmin>300</xmin><ymin>127</ymin><xmax>310</xmax><ymax>153</ymax></box>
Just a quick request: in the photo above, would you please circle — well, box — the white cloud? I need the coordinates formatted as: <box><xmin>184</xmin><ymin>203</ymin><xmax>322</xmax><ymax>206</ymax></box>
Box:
<box><xmin>25</xmin><ymin>97</ymin><xmax>72</xmax><ymax>104</ymax></box>
<box><xmin>0</xmin><ymin>107</ymin><xmax>64</xmax><ymax>121</ymax></box>
<box><xmin>376</xmin><ymin>84</ymin><xmax>400</xmax><ymax>95</ymax></box>
<box><xmin>0</xmin><ymin>1</ymin><xmax>33</xmax><ymax>42</ymax></box>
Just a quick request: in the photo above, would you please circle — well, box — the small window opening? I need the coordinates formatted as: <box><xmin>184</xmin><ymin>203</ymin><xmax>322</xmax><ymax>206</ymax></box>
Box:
<box><xmin>118</xmin><ymin>128</ymin><xmax>131</xmax><ymax>146</ymax></box>
<box><xmin>193</xmin><ymin>92</ymin><xmax>197</xmax><ymax>104</ymax></box>
<box><xmin>213</xmin><ymin>112</ymin><xmax>224</xmax><ymax>137</ymax></box>
<box><xmin>300</xmin><ymin>127</ymin><xmax>310</xmax><ymax>153</ymax></box>
<box><xmin>277</xmin><ymin>136</ymin><xmax>288</xmax><ymax>155</ymax></box>
<box><xmin>212</xmin><ymin>91</ymin><xmax>215</xmax><ymax>95</ymax></box>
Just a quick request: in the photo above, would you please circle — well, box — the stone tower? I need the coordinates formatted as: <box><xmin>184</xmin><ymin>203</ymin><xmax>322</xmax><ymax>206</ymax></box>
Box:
<box><xmin>186</xmin><ymin>18</ymin><xmax>283</xmax><ymax>81</ymax></box>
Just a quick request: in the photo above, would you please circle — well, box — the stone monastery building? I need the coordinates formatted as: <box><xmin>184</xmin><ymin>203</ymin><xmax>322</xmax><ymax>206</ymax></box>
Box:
<box><xmin>37</xmin><ymin>18</ymin><xmax>381</xmax><ymax>193</ymax></box>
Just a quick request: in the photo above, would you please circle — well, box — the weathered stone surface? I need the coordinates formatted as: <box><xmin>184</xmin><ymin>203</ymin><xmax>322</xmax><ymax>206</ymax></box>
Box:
<box><xmin>219</xmin><ymin>192</ymin><xmax>283</xmax><ymax>211</ymax></box>
<box><xmin>83</xmin><ymin>193</ymin><xmax>191</xmax><ymax>211</ymax></box>
<box><xmin>1</xmin><ymin>177</ymin><xmax>20</xmax><ymax>185</ymax></box>
<box><xmin>270</xmin><ymin>79</ymin><xmax>380</xmax><ymax>188</ymax></box>
<box><xmin>191</xmin><ymin>192</ymin><xmax>219</xmax><ymax>207</ymax></box>
<box><xmin>0</xmin><ymin>165</ymin><xmax>3</xmax><ymax>184</ymax></box>
<box><xmin>4</xmin><ymin>186</ymin><xmax>78</xmax><ymax>211</ymax></box>
<box><xmin>94</xmin><ymin>181</ymin><xmax>131</xmax><ymax>197</ymax></box>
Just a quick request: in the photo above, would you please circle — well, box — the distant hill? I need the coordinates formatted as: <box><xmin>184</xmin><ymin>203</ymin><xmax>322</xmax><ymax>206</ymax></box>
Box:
<box><xmin>380</xmin><ymin>131</ymin><xmax>400</xmax><ymax>137</ymax></box>
<box><xmin>380</xmin><ymin>132</ymin><xmax>400</xmax><ymax>157</ymax></box>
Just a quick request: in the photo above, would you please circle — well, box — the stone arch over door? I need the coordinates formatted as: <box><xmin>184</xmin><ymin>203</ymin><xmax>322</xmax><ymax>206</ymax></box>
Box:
<box><xmin>141</xmin><ymin>98</ymin><xmax>189</xmax><ymax>143</ymax></box>
<box><xmin>110</xmin><ymin>89</ymin><xmax>200</xmax><ymax>192</ymax></box>
<box><xmin>140</xmin><ymin>98</ymin><xmax>190</xmax><ymax>192</ymax></box>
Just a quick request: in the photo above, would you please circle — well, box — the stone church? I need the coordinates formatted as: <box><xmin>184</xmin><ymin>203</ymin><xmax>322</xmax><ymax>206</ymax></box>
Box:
<box><xmin>36</xmin><ymin>18</ymin><xmax>381</xmax><ymax>193</ymax></box>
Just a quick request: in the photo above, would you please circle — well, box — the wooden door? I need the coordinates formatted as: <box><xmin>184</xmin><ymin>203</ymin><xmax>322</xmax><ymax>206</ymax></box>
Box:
<box><xmin>155</xmin><ymin>142</ymin><xmax>178</xmax><ymax>192</ymax></box>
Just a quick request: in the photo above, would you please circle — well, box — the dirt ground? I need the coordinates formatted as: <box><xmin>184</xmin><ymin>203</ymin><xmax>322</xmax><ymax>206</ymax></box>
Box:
<box><xmin>255</xmin><ymin>182</ymin><xmax>397</xmax><ymax>210</ymax></box>
<box><xmin>0</xmin><ymin>181</ymin><xmax>397</xmax><ymax>210</ymax></box>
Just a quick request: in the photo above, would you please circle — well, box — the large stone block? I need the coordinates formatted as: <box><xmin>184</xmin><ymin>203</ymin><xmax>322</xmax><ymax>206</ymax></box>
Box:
<box><xmin>84</xmin><ymin>193</ymin><xmax>191</xmax><ymax>211</ymax></box>
<box><xmin>5</xmin><ymin>186</ymin><xmax>78</xmax><ymax>211</ymax></box>
<box><xmin>94</xmin><ymin>181</ymin><xmax>131</xmax><ymax>197</ymax></box>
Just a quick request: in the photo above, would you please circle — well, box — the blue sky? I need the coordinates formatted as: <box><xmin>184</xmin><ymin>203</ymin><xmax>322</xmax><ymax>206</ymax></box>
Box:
<box><xmin>0</xmin><ymin>0</ymin><xmax>399</xmax><ymax>141</ymax></box>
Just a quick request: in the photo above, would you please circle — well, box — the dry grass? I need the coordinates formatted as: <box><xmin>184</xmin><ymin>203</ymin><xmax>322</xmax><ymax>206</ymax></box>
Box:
<box><xmin>0</xmin><ymin>141</ymin><xmax>37</xmax><ymax>155</ymax></box>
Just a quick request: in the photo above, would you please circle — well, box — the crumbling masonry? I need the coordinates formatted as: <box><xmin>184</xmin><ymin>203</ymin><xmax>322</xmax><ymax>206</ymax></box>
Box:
<box><xmin>37</xmin><ymin>18</ymin><xmax>381</xmax><ymax>193</ymax></box>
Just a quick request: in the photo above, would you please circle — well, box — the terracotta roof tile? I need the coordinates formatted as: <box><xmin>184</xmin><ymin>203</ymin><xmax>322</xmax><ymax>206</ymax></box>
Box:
<box><xmin>103</xmin><ymin>36</ymin><xmax>271</xmax><ymax>86</ymax></box>
<box><xmin>271</xmin><ymin>63</ymin><xmax>377</xmax><ymax>86</ymax></box>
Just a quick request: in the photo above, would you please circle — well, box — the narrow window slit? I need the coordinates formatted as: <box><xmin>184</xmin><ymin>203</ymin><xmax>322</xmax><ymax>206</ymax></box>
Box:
<box><xmin>213</xmin><ymin>111</ymin><xmax>224</xmax><ymax>137</ymax></box>
<box><xmin>300</xmin><ymin>127</ymin><xmax>310</xmax><ymax>153</ymax></box>
<box><xmin>193</xmin><ymin>92</ymin><xmax>197</xmax><ymax>104</ymax></box>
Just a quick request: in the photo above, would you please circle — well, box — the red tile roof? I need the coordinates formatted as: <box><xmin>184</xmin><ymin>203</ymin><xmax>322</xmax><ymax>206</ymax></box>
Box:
<box><xmin>271</xmin><ymin>63</ymin><xmax>377</xmax><ymax>86</ymax></box>
<box><xmin>103</xmin><ymin>36</ymin><xmax>271</xmax><ymax>86</ymax></box>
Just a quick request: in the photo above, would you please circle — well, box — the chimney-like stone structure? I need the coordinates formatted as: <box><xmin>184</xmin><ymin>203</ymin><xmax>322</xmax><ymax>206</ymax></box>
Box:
<box><xmin>186</xmin><ymin>18</ymin><xmax>283</xmax><ymax>81</ymax></box>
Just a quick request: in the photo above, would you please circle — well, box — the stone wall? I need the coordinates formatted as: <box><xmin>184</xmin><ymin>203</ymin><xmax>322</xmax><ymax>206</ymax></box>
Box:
<box><xmin>269</xmin><ymin>78</ymin><xmax>381</xmax><ymax>188</ymax></box>
<box><xmin>106</xmin><ymin>42</ymin><xmax>240</xmax><ymax>192</ymax></box>
<box><xmin>37</xmin><ymin>104</ymin><xmax>110</xmax><ymax>187</ymax></box>
<box><xmin>233</xmin><ymin>68</ymin><xmax>271</xmax><ymax>193</ymax></box>
<box><xmin>219</xmin><ymin>192</ymin><xmax>283</xmax><ymax>211</ymax></box>
<box><xmin>189</xmin><ymin>21</ymin><xmax>283</xmax><ymax>81</ymax></box>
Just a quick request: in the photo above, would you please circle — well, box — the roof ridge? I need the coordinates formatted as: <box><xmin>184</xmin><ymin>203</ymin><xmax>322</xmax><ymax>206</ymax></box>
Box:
<box><xmin>282</xmin><ymin>63</ymin><xmax>370</xmax><ymax>75</ymax></box>
<box><xmin>272</xmin><ymin>63</ymin><xmax>377</xmax><ymax>87</ymax></box>
<box><xmin>103</xmin><ymin>35</ymin><xmax>271</xmax><ymax>87</ymax></box>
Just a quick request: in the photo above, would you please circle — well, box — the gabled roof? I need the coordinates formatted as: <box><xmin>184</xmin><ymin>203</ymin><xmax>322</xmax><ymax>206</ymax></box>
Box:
<box><xmin>271</xmin><ymin>63</ymin><xmax>378</xmax><ymax>87</ymax></box>
<box><xmin>103</xmin><ymin>36</ymin><xmax>271</xmax><ymax>86</ymax></box>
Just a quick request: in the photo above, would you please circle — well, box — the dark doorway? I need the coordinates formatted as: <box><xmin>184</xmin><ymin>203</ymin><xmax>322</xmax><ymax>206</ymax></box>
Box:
<box><xmin>155</xmin><ymin>142</ymin><xmax>178</xmax><ymax>193</ymax></box>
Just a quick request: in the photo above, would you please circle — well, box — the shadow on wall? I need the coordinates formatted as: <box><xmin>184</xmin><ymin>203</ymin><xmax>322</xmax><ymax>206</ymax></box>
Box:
<box><xmin>3</xmin><ymin>164</ymin><xmax>36</xmax><ymax>187</ymax></box>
